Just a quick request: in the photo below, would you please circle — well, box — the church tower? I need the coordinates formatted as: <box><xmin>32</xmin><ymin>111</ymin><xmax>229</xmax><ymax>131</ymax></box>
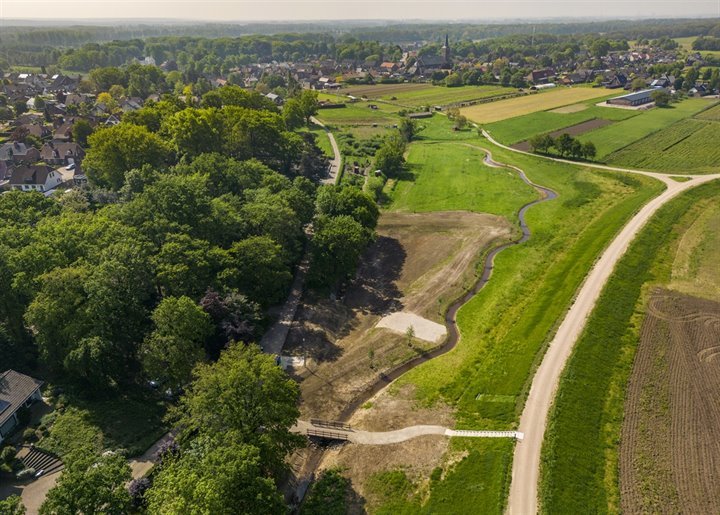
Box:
<box><xmin>442</xmin><ymin>34</ymin><xmax>451</xmax><ymax>67</ymax></box>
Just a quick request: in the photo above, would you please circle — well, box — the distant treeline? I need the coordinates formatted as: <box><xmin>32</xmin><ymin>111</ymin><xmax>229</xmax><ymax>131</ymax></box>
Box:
<box><xmin>0</xmin><ymin>18</ymin><xmax>718</xmax><ymax>68</ymax></box>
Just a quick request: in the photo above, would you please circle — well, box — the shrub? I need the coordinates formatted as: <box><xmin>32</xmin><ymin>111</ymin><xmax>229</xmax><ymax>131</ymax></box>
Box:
<box><xmin>128</xmin><ymin>477</ymin><xmax>151</xmax><ymax>509</ymax></box>
<box><xmin>1</xmin><ymin>446</ymin><xmax>16</xmax><ymax>464</ymax></box>
<box><xmin>22</xmin><ymin>428</ymin><xmax>37</xmax><ymax>443</ymax></box>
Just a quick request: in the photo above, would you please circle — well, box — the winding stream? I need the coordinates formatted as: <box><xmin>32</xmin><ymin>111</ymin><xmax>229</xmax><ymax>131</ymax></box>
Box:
<box><xmin>295</xmin><ymin>147</ymin><xmax>557</xmax><ymax>505</ymax></box>
<box><xmin>336</xmin><ymin>148</ymin><xmax>557</xmax><ymax>420</ymax></box>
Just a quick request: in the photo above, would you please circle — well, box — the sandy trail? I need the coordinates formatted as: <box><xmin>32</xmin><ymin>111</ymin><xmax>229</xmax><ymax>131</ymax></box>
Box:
<box><xmin>481</xmin><ymin>129</ymin><xmax>720</xmax><ymax>515</ymax></box>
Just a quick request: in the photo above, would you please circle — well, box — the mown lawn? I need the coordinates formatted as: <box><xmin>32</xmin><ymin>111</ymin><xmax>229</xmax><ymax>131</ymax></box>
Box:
<box><xmin>539</xmin><ymin>180</ymin><xmax>720</xmax><ymax>514</ymax></box>
<box><xmin>577</xmin><ymin>98</ymin><xmax>713</xmax><ymax>159</ymax></box>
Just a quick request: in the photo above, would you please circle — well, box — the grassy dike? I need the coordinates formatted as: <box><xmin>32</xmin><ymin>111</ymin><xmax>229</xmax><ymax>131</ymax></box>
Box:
<box><xmin>368</xmin><ymin>117</ymin><xmax>665</xmax><ymax>513</ymax></box>
<box><xmin>539</xmin><ymin>180</ymin><xmax>720</xmax><ymax>514</ymax></box>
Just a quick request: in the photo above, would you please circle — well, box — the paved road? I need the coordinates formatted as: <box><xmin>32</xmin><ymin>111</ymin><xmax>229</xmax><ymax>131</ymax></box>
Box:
<box><xmin>293</xmin><ymin>420</ymin><xmax>522</xmax><ymax>444</ymax></box>
<box><xmin>480</xmin><ymin>130</ymin><xmax>720</xmax><ymax>514</ymax></box>
<box><xmin>310</xmin><ymin>116</ymin><xmax>341</xmax><ymax>185</ymax></box>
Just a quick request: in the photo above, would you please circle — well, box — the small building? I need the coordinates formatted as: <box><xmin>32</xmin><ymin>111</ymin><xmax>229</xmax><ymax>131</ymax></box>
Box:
<box><xmin>8</xmin><ymin>164</ymin><xmax>65</xmax><ymax>193</ymax></box>
<box><xmin>0</xmin><ymin>370</ymin><xmax>43</xmax><ymax>445</ymax></box>
<box><xmin>606</xmin><ymin>89</ymin><xmax>655</xmax><ymax>107</ymax></box>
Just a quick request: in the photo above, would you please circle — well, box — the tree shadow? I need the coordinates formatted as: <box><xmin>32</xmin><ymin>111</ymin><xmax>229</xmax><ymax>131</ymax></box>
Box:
<box><xmin>344</xmin><ymin>235</ymin><xmax>406</xmax><ymax>316</ymax></box>
<box><xmin>285</xmin><ymin>323</ymin><xmax>343</xmax><ymax>364</ymax></box>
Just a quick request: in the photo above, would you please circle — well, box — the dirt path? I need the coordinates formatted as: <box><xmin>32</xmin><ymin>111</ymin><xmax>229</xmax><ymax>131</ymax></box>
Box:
<box><xmin>310</xmin><ymin>116</ymin><xmax>341</xmax><ymax>185</ymax></box>
<box><xmin>292</xmin><ymin>420</ymin><xmax>522</xmax><ymax>444</ymax></box>
<box><xmin>480</xmin><ymin>129</ymin><xmax>720</xmax><ymax>515</ymax></box>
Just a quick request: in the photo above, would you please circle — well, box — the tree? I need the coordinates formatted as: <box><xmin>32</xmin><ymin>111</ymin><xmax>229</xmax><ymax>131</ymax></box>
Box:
<box><xmin>13</xmin><ymin>100</ymin><xmax>27</xmax><ymax>116</ymax></box>
<box><xmin>40</xmin><ymin>452</ymin><xmax>131</xmax><ymax>515</ymax></box>
<box><xmin>315</xmin><ymin>185</ymin><xmax>379</xmax><ymax>230</ymax></box>
<box><xmin>398</xmin><ymin>118</ymin><xmax>417</xmax><ymax>143</ymax></box>
<box><xmin>33</xmin><ymin>96</ymin><xmax>46</xmax><ymax>110</ymax></box>
<box><xmin>309</xmin><ymin>215</ymin><xmax>373</xmax><ymax>288</ymax></box>
<box><xmin>630</xmin><ymin>77</ymin><xmax>646</xmax><ymax>91</ymax></box>
<box><xmin>154</xmin><ymin>234</ymin><xmax>216</xmax><ymax>298</ymax></box>
<box><xmin>529</xmin><ymin>134</ymin><xmax>554</xmax><ymax>154</ymax></box>
<box><xmin>581</xmin><ymin>141</ymin><xmax>597</xmax><ymax>160</ymax></box>
<box><xmin>84</xmin><ymin>123</ymin><xmax>172</xmax><ymax>189</ymax></box>
<box><xmin>445</xmin><ymin>73</ymin><xmax>463</xmax><ymax>87</ymax></box>
<box><xmin>298</xmin><ymin>89</ymin><xmax>319</xmax><ymax>124</ymax></box>
<box><xmin>220</xmin><ymin>236</ymin><xmax>293</xmax><ymax>307</ymax></box>
<box><xmin>453</xmin><ymin>114</ymin><xmax>468</xmax><ymax>130</ymax></box>
<box><xmin>145</xmin><ymin>436</ymin><xmax>285</xmax><ymax>515</ymax></box>
<box><xmin>162</xmin><ymin>107</ymin><xmax>222</xmax><ymax>158</ymax></box>
<box><xmin>651</xmin><ymin>89</ymin><xmax>671</xmax><ymax>107</ymax></box>
<box><xmin>282</xmin><ymin>98</ymin><xmax>305</xmax><ymax>130</ymax></box>
<box><xmin>373</xmin><ymin>133</ymin><xmax>405</xmax><ymax>178</ymax></box>
<box><xmin>172</xmin><ymin>343</ymin><xmax>302</xmax><ymax>477</ymax></box>
<box><xmin>0</xmin><ymin>496</ymin><xmax>25</xmax><ymax>515</ymax></box>
<box><xmin>71</xmin><ymin>119</ymin><xmax>93</xmax><ymax>147</ymax></box>
<box><xmin>141</xmin><ymin>296</ymin><xmax>213</xmax><ymax>390</ymax></box>
<box><xmin>199</xmin><ymin>289</ymin><xmax>261</xmax><ymax>359</ymax></box>
<box><xmin>555</xmin><ymin>133</ymin><xmax>574</xmax><ymax>157</ymax></box>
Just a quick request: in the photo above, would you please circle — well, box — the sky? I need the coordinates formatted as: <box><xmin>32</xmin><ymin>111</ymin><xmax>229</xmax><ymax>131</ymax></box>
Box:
<box><xmin>1</xmin><ymin>0</ymin><xmax>718</xmax><ymax>22</ymax></box>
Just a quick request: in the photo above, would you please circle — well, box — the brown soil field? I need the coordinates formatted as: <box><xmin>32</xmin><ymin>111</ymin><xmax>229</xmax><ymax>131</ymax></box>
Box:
<box><xmin>620</xmin><ymin>288</ymin><xmax>720</xmax><ymax>514</ymax></box>
<box><xmin>512</xmin><ymin>118</ymin><xmax>612</xmax><ymax>151</ymax></box>
<box><xmin>285</xmin><ymin>210</ymin><xmax>514</xmax><ymax>421</ymax></box>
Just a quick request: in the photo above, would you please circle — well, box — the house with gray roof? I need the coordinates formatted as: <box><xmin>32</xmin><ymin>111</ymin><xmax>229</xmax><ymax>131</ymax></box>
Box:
<box><xmin>0</xmin><ymin>370</ymin><xmax>43</xmax><ymax>445</ymax></box>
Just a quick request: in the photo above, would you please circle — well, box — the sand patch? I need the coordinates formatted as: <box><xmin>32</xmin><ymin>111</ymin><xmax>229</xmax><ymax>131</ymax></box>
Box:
<box><xmin>376</xmin><ymin>312</ymin><xmax>447</xmax><ymax>343</ymax></box>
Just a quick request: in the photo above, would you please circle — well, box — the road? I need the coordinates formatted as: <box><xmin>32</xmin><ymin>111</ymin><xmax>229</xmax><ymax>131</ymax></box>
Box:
<box><xmin>480</xmin><ymin>130</ymin><xmax>720</xmax><ymax>514</ymax></box>
<box><xmin>310</xmin><ymin>116</ymin><xmax>341</xmax><ymax>185</ymax></box>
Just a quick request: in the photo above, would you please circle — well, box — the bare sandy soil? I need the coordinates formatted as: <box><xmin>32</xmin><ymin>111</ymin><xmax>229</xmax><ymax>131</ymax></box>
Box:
<box><xmin>620</xmin><ymin>289</ymin><xmax>720</xmax><ymax>514</ymax></box>
<box><xmin>285</xmin><ymin>210</ymin><xmax>513</xmax><ymax>421</ymax></box>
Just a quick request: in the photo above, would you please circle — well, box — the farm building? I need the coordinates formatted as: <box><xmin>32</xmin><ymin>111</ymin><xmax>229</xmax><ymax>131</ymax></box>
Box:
<box><xmin>606</xmin><ymin>89</ymin><xmax>655</xmax><ymax>107</ymax></box>
<box><xmin>531</xmin><ymin>83</ymin><xmax>557</xmax><ymax>91</ymax></box>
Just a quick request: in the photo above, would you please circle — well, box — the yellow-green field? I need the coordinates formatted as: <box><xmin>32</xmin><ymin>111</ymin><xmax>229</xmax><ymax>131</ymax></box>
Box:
<box><xmin>673</xmin><ymin>36</ymin><xmax>720</xmax><ymax>57</ymax></box>
<box><xmin>461</xmin><ymin>87</ymin><xmax>615</xmax><ymax>124</ymax></box>
<box><xmin>341</xmin><ymin>83</ymin><xmax>515</xmax><ymax>107</ymax></box>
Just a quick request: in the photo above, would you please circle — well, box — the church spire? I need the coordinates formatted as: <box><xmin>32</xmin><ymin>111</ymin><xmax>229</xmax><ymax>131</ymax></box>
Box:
<box><xmin>443</xmin><ymin>33</ymin><xmax>450</xmax><ymax>67</ymax></box>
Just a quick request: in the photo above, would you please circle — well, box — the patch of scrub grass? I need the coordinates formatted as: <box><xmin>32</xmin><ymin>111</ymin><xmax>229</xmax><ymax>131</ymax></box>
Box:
<box><xmin>539</xmin><ymin>181</ymin><xmax>720</xmax><ymax>514</ymax></box>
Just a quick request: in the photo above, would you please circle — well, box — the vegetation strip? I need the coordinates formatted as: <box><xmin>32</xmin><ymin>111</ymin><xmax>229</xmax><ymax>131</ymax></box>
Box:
<box><xmin>539</xmin><ymin>181</ymin><xmax>720</xmax><ymax>514</ymax></box>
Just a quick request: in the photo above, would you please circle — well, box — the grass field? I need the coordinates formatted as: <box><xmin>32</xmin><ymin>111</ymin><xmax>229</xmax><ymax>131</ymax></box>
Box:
<box><xmin>577</xmin><ymin>98</ymin><xmax>713</xmax><ymax>159</ymax></box>
<box><xmin>461</xmin><ymin>87</ymin><xmax>615</xmax><ymax>124</ymax></box>
<box><xmin>606</xmin><ymin>118</ymin><xmax>720</xmax><ymax>173</ymax></box>
<box><xmin>539</xmin><ymin>180</ymin><xmax>720</xmax><ymax>514</ymax></box>
<box><xmin>485</xmin><ymin>103</ymin><xmax>637</xmax><ymax>145</ymax></box>
<box><xmin>315</xmin><ymin>103</ymin><xmax>400</xmax><ymax>126</ymax></box>
<box><xmin>674</xmin><ymin>36</ymin><xmax>720</xmax><ymax>57</ymax></box>
<box><xmin>694</xmin><ymin>102</ymin><xmax>720</xmax><ymax>121</ymax></box>
<box><xmin>342</xmin><ymin>83</ymin><xmax>516</xmax><ymax>107</ymax></box>
<box><xmin>386</xmin><ymin>141</ymin><xmax>537</xmax><ymax>219</ymax></box>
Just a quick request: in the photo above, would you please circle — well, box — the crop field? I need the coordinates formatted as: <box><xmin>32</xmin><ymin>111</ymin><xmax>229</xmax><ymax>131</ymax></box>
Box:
<box><xmin>460</xmin><ymin>87</ymin><xmax>615</xmax><ymax>124</ymax></box>
<box><xmin>606</xmin><ymin>118</ymin><xmax>720</xmax><ymax>173</ymax></box>
<box><xmin>540</xmin><ymin>182</ymin><xmax>720</xmax><ymax>514</ymax></box>
<box><xmin>694</xmin><ymin>102</ymin><xmax>720</xmax><ymax>121</ymax></box>
<box><xmin>511</xmin><ymin>119</ymin><xmax>612</xmax><ymax>151</ymax></box>
<box><xmin>576</xmin><ymin>98</ymin><xmax>713</xmax><ymax>159</ymax></box>
<box><xmin>620</xmin><ymin>289</ymin><xmax>720</xmax><ymax>514</ymax></box>
<box><xmin>485</xmin><ymin>103</ymin><xmax>637</xmax><ymax>144</ymax></box>
<box><xmin>315</xmin><ymin>103</ymin><xmax>400</xmax><ymax>126</ymax></box>
<box><xmin>342</xmin><ymin>83</ymin><xmax>515</xmax><ymax>107</ymax></box>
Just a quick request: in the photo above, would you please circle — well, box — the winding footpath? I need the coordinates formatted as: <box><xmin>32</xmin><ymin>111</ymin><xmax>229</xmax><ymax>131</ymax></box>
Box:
<box><xmin>480</xmin><ymin>129</ymin><xmax>720</xmax><ymax>515</ymax></box>
<box><xmin>310</xmin><ymin>116</ymin><xmax>342</xmax><ymax>185</ymax></box>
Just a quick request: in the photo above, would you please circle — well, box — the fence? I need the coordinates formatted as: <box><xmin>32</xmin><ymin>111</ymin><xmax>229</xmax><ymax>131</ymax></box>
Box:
<box><xmin>310</xmin><ymin>418</ymin><xmax>352</xmax><ymax>431</ymax></box>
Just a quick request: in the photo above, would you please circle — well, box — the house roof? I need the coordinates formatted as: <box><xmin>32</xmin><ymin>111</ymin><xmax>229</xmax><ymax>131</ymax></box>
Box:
<box><xmin>0</xmin><ymin>370</ymin><xmax>43</xmax><ymax>427</ymax></box>
<box><xmin>9</xmin><ymin>165</ymin><xmax>54</xmax><ymax>186</ymax></box>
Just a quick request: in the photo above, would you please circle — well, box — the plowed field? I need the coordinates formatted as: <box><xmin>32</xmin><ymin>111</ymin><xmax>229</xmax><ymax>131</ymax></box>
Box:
<box><xmin>620</xmin><ymin>288</ymin><xmax>720</xmax><ymax>514</ymax></box>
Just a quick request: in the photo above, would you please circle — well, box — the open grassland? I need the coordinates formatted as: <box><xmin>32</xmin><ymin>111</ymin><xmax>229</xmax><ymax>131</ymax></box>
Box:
<box><xmin>461</xmin><ymin>87</ymin><xmax>615</xmax><ymax>124</ymax></box>
<box><xmin>606</xmin><ymin>118</ymin><xmax>720</xmax><ymax>174</ymax></box>
<box><xmin>674</xmin><ymin>36</ymin><xmax>720</xmax><ymax>57</ymax></box>
<box><xmin>539</xmin><ymin>181</ymin><xmax>720</xmax><ymax>514</ymax></box>
<box><xmin>373</xmin><ymin>127</ymin><xmax>664</xmax><ymax>513</ymax></box>
<box><xmin>576</xmin><ymin>98</ymin><xmax>713</xmax><ymax>159</ymax></box>
<box><xmin>386</xmin><ymin>142</ymin><xmax>537</xmax><ymax>220</ymax></box>
<box><xmin>485</xmin><ymin>103</ymin><xmax>637</xmax><ymax>144</ymax></box>
<box><xmin>342</xmin><ymin>83</ymin><xmax>515</xmax><ymax>107</ymax></box>
<box><xmin>316</xmin><ymin>103</ymin><xmax>400</xmax><ymax>126</ymax></box>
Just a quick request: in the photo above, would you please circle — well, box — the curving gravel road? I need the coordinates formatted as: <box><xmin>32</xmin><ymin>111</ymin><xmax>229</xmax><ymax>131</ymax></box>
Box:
<box><xmin>480</xmin><ymin>129</ymin><xmax>720</xmax><ymax>515</ymax></box>
<box><xmin>310</xmin><ymin>116</ymin><xmax>341</xmax><ymax>185</ymax></box>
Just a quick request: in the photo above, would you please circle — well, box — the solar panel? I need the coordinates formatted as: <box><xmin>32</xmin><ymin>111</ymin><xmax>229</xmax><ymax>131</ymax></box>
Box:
<box><xmin>0</xmin><ymin>399</ymin><xmax>10</xmax><ymax>415</ymax></box>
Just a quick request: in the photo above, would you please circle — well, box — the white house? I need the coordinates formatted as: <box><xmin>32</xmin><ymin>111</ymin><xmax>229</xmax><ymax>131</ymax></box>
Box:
<box><xmin>0</xmin><ymin>370</ymin><xmax>43</xmax><ymax>445</ymax></box>
<box><xmin>8</xmin><ymin>164</ymin><xmax>65</xmax><ymax>193</ymax></box>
